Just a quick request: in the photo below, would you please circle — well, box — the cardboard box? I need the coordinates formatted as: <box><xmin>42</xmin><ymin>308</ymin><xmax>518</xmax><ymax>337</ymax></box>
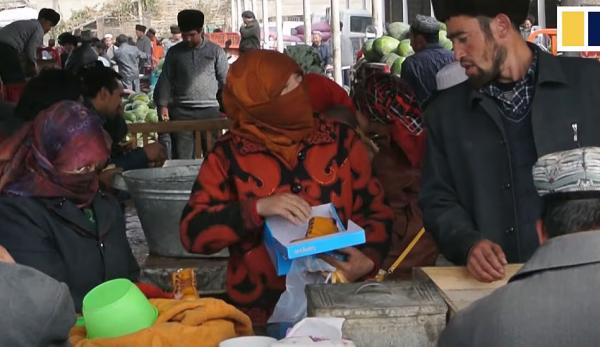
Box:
<box><xmin>264</xmin><ymin>203</ymin><xmax>366</xmax><ymax>276</ymax></box>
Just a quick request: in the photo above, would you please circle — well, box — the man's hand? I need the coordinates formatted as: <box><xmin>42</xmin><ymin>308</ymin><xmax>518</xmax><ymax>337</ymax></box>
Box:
<box><xmin>0</xmin><ymin>245</ymin><xmax>15</xmax><ymax>264</ymax></box>
<box><xmin>256</xmin><ymin>193</ymin><xmax>311</xmax><ymax>225</ymax></box>
<box><xmin>320</xmin><ymin>247</ymin><xmax>375</xmax><ymax>282</ymax></box>
<box><xmin>467</xmin><ymin>240</ymin><xmax>508</xmax><ymax>282</ymax></box>
<box><xmin>143</xmin><ymin>143</ymin><xmax>167</xmax><ymax>167</ymax></box>
<box><xmin>159</xmin><ymin>106</ymin><xmax>169</xmax><ymax>121</ymax></box>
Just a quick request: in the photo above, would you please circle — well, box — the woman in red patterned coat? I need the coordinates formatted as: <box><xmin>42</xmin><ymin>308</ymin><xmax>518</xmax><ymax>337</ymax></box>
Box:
<box><xmin>180</xmin><ymin>50</ymin><xmax>393</xmax><ymax>326</ymax></box>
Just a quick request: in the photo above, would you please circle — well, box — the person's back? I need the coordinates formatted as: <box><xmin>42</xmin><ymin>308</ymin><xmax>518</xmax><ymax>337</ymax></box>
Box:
<box><xmin>114</xmin><ymin>42</ymin><xmax>140</xmax><ymax>79</ymax></box>
<box><xmin>0</xmin><ymin>19</ymin><xmax>43</xmax><ymax>55</ymax></box>
<box><xmin>441</xmin><ymin>231</ymin><xmax>600</xmax><ymax>347</ymax></box>
<box><xmin>440</xmin><ymin>146</ymin><xmax>600</xmax><ymax>346</ymax></box>
<box><xmin>0</xmin><ymin>261</ymin><xmax>75</xmax><ymax>347</ymax></box>
<box><xmin>400</xmin><ymin>15</ymin><xmax>454</xmax><ymax>106</ymax></box>
<box><xmin>64</xmin><ymin>41</ymin><xmax>99</xmax><ymax>73</ymax></box>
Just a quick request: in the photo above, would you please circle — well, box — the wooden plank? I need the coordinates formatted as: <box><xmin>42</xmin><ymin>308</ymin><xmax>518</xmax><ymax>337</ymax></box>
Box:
<box><xmin>417</xmin><ymin>264</ymin><xmax>522</xmax><ymax>291</ymax></box>
<box><xmin>193</xmin><ymin>131</ymin><xmax>203</xmax><ymax>159</ymax></box>
<box><xmin>130</xmin><ymin>132</ymin><xmax>138</xmax><ymax>149</ymax></box>
<box><xmin>415</xmin><ymin>265</ymin><xmax>523</xmax><ymax>316</ymax></box>
<box><xmin>205</xmin><ymin>131</ymin><xmax>214</xmax><ymax>153</ymax></box>
<box><xmin>142</xmin><ymin>132</ymin><xmax>149</xmax><ymax>146</ymax></box>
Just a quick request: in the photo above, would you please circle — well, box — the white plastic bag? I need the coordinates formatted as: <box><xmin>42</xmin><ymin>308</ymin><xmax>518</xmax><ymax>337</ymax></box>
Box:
<box><xmin>268</xmin><ymin>257</ymin><xmax>335</xmax><ymax>324</ymax></box>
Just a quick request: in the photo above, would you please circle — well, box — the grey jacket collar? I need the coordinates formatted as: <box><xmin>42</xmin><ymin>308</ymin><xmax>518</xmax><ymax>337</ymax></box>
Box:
<box><xmin>510</xmin><ymin>230</ymin><xmax>600</xmax><ymax>282</ymax></box>
<box><xmin>467</xmin><ymin>45</ymin><xmax>568</xmax><ymax>107</ymax></box>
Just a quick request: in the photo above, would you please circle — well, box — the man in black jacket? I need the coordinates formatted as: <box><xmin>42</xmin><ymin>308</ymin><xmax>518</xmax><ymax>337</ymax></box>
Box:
<box><xmin>80</xmin><ymin>66</ymin><xmax>166</xmax><ymax>171</ymax></box>
<box><xmin>420</xmin><ymin>0</ymin><xmax>600</xmax><ymax>282</ymax></box>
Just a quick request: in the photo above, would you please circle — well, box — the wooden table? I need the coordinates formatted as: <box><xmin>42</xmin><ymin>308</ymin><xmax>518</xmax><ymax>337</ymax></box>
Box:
<box><xmin>414</xmin><ymin>264</ymin><xmax>523</xmax><ymax>317</ymax></box>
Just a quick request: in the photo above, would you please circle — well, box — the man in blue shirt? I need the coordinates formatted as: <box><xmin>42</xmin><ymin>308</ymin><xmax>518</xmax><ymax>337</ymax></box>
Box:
<box><xmin>401</xmin><ymin>15</ymin><xmax>454</xmax><ymax>106</ymax></box>
<box><xmin>312</xmin><ymin>31</ymin><xmax>331</xmax><ymax>71</ymax></box>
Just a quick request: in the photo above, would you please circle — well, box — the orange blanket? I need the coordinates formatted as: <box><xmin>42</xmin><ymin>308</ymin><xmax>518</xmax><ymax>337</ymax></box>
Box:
<box><xmin>70</xmin><ymin>298</ymin><xmax>253</xmax><ymax>347</ymax></box>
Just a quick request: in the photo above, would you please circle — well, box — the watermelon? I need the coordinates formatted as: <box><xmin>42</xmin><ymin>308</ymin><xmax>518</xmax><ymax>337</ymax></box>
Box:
<box><xmin>397</xmin><ymin>39</ymin><xmax>414</xmax><ymax>57</ymax></box>
<box><xmin>381</xmin><ymin>53</ymin><xmax>401</xmax><ymax>67</ymax></box>
<box><xmin>391</xmin><ymin>56</ymin><xmax>406</xmax><ymax>75</ymax></box>
<box><xmin>373</xmin><ymin>36</ymin><xmax>400</xmax><ymax>56</ymax></box>
<box><xmin>387</xmin><ymin>22</ymin><xmax>410</xmax><ymax>41</ymax></box>
<box><xmin>439</xmin><ymin>22</ymin><xmax>447</xmax><ymax>32</ymax></box>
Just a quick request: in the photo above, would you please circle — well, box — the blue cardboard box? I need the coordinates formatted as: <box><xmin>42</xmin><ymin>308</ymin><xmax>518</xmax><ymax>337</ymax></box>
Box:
<box><xmin>264</xmin><ymin>203</ymin><xmax>366</xmax><ymax>276</ymax></box>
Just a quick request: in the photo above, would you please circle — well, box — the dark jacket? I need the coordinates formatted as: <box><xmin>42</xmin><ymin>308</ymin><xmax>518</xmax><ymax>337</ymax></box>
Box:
<box><xmin>239</xmin><ymin>22</ymin><xmax>261</xmax><ymax>52</ymax></box>
<box><xmin>0</xmin><ymin>193</ymin><xmax>139</xmax><ymax>312</ymax></box>
<box><xmin>400</xmin><ymin>43</ymin><xmax>454</xmax><ymax>106</ymax></box>
<box><xmin>440</xmin><ymin>230</ymin><xmax>600</xmax><ymax>347</ymax></box>
<box><xmin>0</xmin><ymin>262</ymin><xmax>75</xmax><ymax>347</ymax></box>
<box><xmin>313</xmin><ymin>43</ymin><xmax>332</xmax><ymax>68</ymax></box>
<box><xmin>64</xmin><ymin>42</ymin><xmax>99</xmax><ymax>74</ymax></box>
<box><xmin>420</xmin><ymin>52</ymin><xmax>600</xmax><ymax>265</ymax></box>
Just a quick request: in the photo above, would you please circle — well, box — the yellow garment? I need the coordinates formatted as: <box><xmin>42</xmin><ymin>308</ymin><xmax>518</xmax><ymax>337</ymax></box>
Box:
<box><xmin>70</xmin><ymin>298</ymin><xmax>253</xmax><ymax>347</ymax></box>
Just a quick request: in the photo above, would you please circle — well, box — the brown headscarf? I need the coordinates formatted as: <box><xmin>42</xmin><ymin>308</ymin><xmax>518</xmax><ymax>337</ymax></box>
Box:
<box><xmin>223</xmin><ymin>50</ymin><xmax>315</xmax><ymax>167</ymax></box>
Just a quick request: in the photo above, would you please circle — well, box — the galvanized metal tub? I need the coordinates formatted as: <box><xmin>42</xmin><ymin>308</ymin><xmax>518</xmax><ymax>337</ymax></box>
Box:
<box><xmin>122</xmin><ymin>163</ymin><xmax>228</xmax><ymax>258</ymax></box>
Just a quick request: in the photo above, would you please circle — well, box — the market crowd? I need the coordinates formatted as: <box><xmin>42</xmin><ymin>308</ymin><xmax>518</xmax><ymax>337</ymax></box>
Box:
<box><xmin>1</xmin><ymin>0</ymin><xmax>600</xmax><ymax>346</ymax></box>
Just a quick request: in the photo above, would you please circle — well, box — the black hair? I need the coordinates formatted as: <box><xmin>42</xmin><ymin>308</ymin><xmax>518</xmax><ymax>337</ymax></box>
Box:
<box><xmin>411</xmin><ymin>28</ymin><xmax>439</xmax><ymax>44</ymax></box>
<box><xmin>14</xmin><ymin>69</ymin><xmax>81</xmax><ymax>121</ymax></box>
<box><xmin>115</xmin><ymin>34</ymin><xmax>128</xmax><ymax>45</ymax></box>
<box><xmin>432</xmin><ymin>0</ymin><xmax>528</xmax><ymax>28</ymax></box>
<box><xmin>79</xmin><ymin>66</ymin><xmax>123</xmax><ymax>98</ymax></box>
<box><xmin>542</xmin><ymin>195</ymin><xmax>600</xmax><ymax>238</ymax></box>
<box><xmin>241</xmin><ymin>11</ymin><xmax>256</xmax><ymax>19</ymax></box>
<box><xmin>321</xmin><ymin>105</ymin><xmax>358</xmax><ymax>129</ymax></box>
<box><xmin>38</xmin><ymin>8</ymin><xmax>60</xmax><ymax>26</ymax></box>
<box><xmin>58</xmin><ymin>32</ymin><xmax>78</xmax><ymax>46</ymax></box>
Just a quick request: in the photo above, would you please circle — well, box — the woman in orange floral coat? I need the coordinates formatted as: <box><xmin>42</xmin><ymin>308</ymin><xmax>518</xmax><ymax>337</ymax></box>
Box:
<box><xmin>180</xmin><ymin>50</ymin><xmax>393</xmax><ymax>326</ymax></box>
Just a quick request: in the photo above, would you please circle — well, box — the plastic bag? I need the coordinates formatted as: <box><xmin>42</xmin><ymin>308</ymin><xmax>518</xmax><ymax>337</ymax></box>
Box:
<box><xmin>268</xmin><ymin>257</ymin><xmax>335</xmax><ymax>324</ymax></box>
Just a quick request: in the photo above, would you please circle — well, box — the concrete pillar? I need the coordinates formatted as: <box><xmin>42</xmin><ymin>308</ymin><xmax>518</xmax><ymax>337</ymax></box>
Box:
<box><xmin>263</xmin><ymin>0</ymin><xmax>270</xmax><ymax>48</ymax></box>
<box><xmin>231</xmin><ymin>0</ymin><xmax>237</xmax><ymax>32</ymax></box>
<box><xmin>237</xmin><ymin>0</ymin><xmax>243</xmax><ymax>30</ymax></box>
<box><xmin>252</xmin><ymin>0</ymin><xmax>257</xmax><ymax>13</ymax></box>
<box><xmin>537</xmin><ymin>0</ymin><xmax>546</xmax><ymax>27</ymax></box>
<box><xmin>372</xmin><ymin>0</ymin><xmax>384</xmax><ymax>36</ymax></box>
<box><xmin>276</xmin><ymin>0</ymin><xmax>284</xmax><ymax>52</ymax></box>
<box><xmin>402</xmin><ymin>0</ymin><xmax>408</xmax><ymax>24</ymax></box>
<box><xmin>332</xmin><ymin>0</ymin><xmax>342</xmax><ymax>85</ymax></box>
<box><xmin>304</xmin><ymin>0</ymin><xmax>312</xmax><ymax>45</ymax></box>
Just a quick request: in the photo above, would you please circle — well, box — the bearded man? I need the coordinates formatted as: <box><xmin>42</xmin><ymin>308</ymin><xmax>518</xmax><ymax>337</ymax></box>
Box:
<box><xmin>419</xmin><ymin>0</ymin><xmax>600</xmax><ymax>282</ymax></box>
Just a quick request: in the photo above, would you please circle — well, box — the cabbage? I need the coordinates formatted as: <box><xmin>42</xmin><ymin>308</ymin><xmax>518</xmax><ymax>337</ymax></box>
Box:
<box><xmin>373</xmin><ymin>36</ymin><xmax>400</xmax><ymax>56</ymax></box>
<box><xmin>392</xmin><ymin>56</ymin><xmax>406</xmax><ymax>75</ymax></box>
<box><xmin>387</xmin><ymin>22</ymin><xmax>410</xmax><ymax>41</ymax></box>
<box><xmin>381</xmin><ymin>53</ymin><xmax>401</xmax><ymax>67</ymax></box>
<box><xmin>145</xmin><ymin>109</ymin><xmax>159</xmax><ymax>123</ymax></box>
<box><xmin>123</xmin><ymin>110</ymin><xmax>136</xmax><ymax>123</ymax></box>
<box><xmin>397</xmin><ymin>39</ymin><xmax>414</xmax><ymax>57</ymax></box>
<box><xmin>439</xmin><ymin>30</ymin><xmax>453</xmax><ymax>50</ymax></box>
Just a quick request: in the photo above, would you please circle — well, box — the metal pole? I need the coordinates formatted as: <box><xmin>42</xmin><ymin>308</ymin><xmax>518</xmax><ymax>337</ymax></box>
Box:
<box><xmin>402</xmin><ymin>0</ymin><xmax>408</xmax><ymax>24</ymax></box>
<box><xmin>304</xmin><ymin>0</ymin><xmax>312</xmax><ymax>45</ymax></box>
<box><xmin>332</xmin><ymin>0</ymin><xmax>342</xmax><ymax>85</ymax></box>
<box><xmin>372</xmin><ymin>0</ymin><xmax>383</xmax><ymax>36</ymax></box>
<box><xmin>537</xmin><ymin>0</ymin><xmax>546</xmax><ymax>27</ymax></box>
<box><xmin>276</xmin><ymin>0</ymin><xmax>284</xmax><ymax>52</ymax></box>
<box><xmin>263</xmin><ymin>0</ymin><xmax>270</xmax><ymax>48</ymax></box>
<box><xmin>430</xmin><ymin>0</ymin><xmax>435</xmax><ymax>17</ymax></box>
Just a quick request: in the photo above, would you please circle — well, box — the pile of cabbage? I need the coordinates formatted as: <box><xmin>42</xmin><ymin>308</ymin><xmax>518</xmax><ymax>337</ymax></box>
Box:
<box><xmin>123</xmin><ymin>92</ymin><xmax>159</xmax><ymax>124</ymax></box>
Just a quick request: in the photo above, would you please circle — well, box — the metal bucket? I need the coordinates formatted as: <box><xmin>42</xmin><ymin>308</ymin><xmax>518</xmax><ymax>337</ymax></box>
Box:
<box><xmin>122</xmin><ymin>163</ymin><xmax>228</xmax><ymax>258</ymax></box>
